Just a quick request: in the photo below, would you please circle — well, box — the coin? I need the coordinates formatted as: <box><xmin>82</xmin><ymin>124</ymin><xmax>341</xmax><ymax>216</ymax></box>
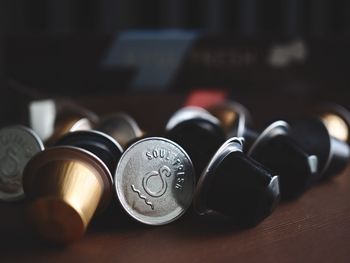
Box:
<box><xmin>0</xmin><ymin>126</ymin><xmax>44</xmax><ymax>201</ymax></box>
<box><xmin>115</xmin><ymin>137</ymin><xmax>195</xmax><ymax>225</ymax></box>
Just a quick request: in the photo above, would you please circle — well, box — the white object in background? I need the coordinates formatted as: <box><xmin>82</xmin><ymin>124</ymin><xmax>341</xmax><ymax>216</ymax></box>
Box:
<box><xmin>29</xmin><ymin>99</ymin><xmax>56</xmax><ymax>141</ymax></box>
<box><xmin>268</xmin><ymin>40</ymin><xmax>307</xmax><ymax>67</ymax></box>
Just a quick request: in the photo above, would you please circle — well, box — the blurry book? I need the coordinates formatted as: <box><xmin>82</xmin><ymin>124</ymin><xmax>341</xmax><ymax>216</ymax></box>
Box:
<box><xmin>4</xmin><ymin>31</ymin><xmax>350</xmax><ymax>97</ymax></box>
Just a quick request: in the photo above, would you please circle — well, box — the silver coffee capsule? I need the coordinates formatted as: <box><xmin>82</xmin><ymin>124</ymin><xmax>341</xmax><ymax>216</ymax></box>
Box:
<box><xmin>115</xmin><ymin>137</ymin><xmax>195</xmax><ymax>225</ymax></box>
<box><xmin>0</xmin><ymin>125</ymin><xmax>44</xmax><ymax>201</ymax></box>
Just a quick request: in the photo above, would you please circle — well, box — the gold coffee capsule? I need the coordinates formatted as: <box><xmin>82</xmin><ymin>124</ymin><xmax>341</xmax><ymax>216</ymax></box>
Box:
<box><xmin>23</xmin><ymin>146</ymin><xmax>113</xmax><ymax>243</ymax></box>
<box><xmin>314</xmin><ymin>103</ymin><xmax>350</xmax><ymax>144</ymax></box>
<box><xmin>208</xmin><ymin>101</ymin><xmax>252</xmax><ymax>138</ymax></box>
<box><xmin>29</xmin><ymin>99</ymin><xmax>99</xmax><ymax>145</ymax></box>
<box><xmin>320</xmin><ymin>114</ymin><xmax>348</xmax><ymax>142</ymax></box>
<box><xmin>45</xmin><ymin>116</ymin><xmax>93</xmax><ymax>146</ymax></box>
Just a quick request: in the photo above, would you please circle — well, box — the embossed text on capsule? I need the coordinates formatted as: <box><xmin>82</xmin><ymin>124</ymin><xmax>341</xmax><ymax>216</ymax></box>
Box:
<box><xmin>172</xmin><ymin>157</ymin><xmax>186</xmax><ymax>190</ymax></box>
<box><xmin>146</xmin><ymin>148</ymin><xmax>171</xmax><ymax>160</ymax></box>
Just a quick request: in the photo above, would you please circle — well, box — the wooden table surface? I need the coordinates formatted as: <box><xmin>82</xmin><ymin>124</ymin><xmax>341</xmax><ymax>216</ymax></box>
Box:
<box><xmin>1</xmin><ymin>94</ymin><xmax>350</xmax><ymax>263</ymax></box>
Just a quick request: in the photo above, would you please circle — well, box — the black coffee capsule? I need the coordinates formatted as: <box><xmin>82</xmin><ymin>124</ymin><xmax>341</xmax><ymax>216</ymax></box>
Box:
<box><xmin>248</xmin><ymin>121</ymin><xmax>318</xmax><ymax>200</ymax></box>
<box><xmin>165</xmin><ymin>107</ymin><xmax>226</xmax><ymax>178</ymax></box>
<box><xmin>55</xmin><ymin>130</ymin><xmax>123</xmax><ymax>173</ymax></box>
<box><xmin>291</xmin><ymin>118</ymin><xmax>350</xmax><ymax>179</ymax></box>
<box><xmin>194</xmin><ymin>138</ymin><xmax>280</xmax><ymax>227</ymax></box>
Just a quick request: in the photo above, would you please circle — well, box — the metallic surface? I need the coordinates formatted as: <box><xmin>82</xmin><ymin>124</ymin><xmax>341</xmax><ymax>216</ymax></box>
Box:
<box><xmin>30</xmin><ymin>98</ymin><xmax>99</xmax><ymax>143</ymax></box>
<box><xmin>0</xmin><ymin>126</ymin><xmax>44</xmax><ymax>201</ymax></box>
<box><xmin>247</xmin><ymin>121</ymin><xmax>290</xmax><ymax>156</ymax></box>
<box><xmin>55</xmin><ymin>130</ymin><xmax>123</xmax><ymax>173</ymax></box>
<box><xmin>208</xmin><ymin>101</ymin><xmax>252</xmax><ymax>137</ymax></box>
<box><xmin>194</xmin><ymin>137</ymin><xmax>244</xmax><ymax>215</ymax></box>
<box><xmin>96</xmin><ymin>113</ymin><xmax>143</xmax><ymax>149</ymax></box>
<box><xmin>115</xmin><ymin>137</ymin><xmax>195</xmax><ymax>225</ymax></box>
<box><xmin>45</xmin><ymin>116</ymin><xmax>93</xmax><ymax>146</ymax></box>
<box><xmin>165</xmin><ymin>106</ymin><xmax>226</xmax><ymax>179</ymax></box>
<box><xmin>165</xmin><ymin>106</ymin><xmax>221</xmax><ymax>131</ymax></box>
<box><xmin>248</xmin><ymin>121</ymin><xmax>319</xmax><ymax>199</ymax></box>
<box><xmin>54</xmin><ymin>99</ymin><xmax>100</xmax><ymax>125</ymax></box>
<box><xmin>314</xmin><ymin>103</ymin><xmax>350</xmax><ymax>143</ymax></box>
<box><xmin>193</xmin><ymin>136</ymin><xmax>280</xmax><ymax>227</ymax></box>
<box><xmin>23</xmin><ymin>146</ymin><xmax>112</xmax><ymax>243</ymax></box>
<box><xmin>291</xmin><ymin>118</ymin><xmax>350</xmax><ymax>178</ymax></box>
<box><xmin>321</xmin><ymin>114</ymin><xmax>349</xmax><ymax>142</ymax></box>
<box><xmin>292</xmin><ymin>119</ymin><xmax>331</xmax><ymax>176</ymax></box>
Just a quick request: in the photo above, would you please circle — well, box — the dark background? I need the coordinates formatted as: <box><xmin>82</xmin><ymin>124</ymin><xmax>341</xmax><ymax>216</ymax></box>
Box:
<box><xmin>1</xmin><ymin>0</ymin><xmax>350</xmax><ymax>35</ymax></box>
<box><xmin>1</xmin><ymin>0</ymin><xmax>350</xmax><ymax>123</ymax></box>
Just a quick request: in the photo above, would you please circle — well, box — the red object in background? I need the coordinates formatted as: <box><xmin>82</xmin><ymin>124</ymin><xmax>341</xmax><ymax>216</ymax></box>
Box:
<box><xmin>184</xmin><ymin>89</ymin><xmax>228</xmax><ymax>108</ymax></box>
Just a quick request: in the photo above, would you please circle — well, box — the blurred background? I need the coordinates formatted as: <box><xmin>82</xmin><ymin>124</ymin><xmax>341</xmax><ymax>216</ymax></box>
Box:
<box><xmin>2</xmin><ymin>1</ymin><xmax>350</xmax><ymax>35</ymax></box>
<box><xmin>1</xmin><ymin>0</ymin><xmax>350</xmax><ymax>126</ymax></box>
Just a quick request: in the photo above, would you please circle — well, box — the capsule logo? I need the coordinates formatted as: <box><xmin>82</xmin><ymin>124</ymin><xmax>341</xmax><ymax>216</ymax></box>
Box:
<box><xmin>0</xmin><ymin>148</ymin><xmax>20</xmax><ymax>178</ymax></box>
<box><xmin>142</xmin><ymin>165</ymin><xmax>171</xmax><ymax>198</ymax></box>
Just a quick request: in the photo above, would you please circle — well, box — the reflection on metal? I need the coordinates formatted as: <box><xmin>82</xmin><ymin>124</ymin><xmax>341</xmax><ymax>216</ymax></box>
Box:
<box><xmin>96</xmin><ymin>113</ymin><xmax>143</xmax><ymax>149</ymax></box>
<box><xmin>208</xmin><ymin>101</ymin><xmax>252</xmax><ymax>138</ymax></box>
<box><xmin>45</xmin><ymin>117</ymin><xmax>93</xmax><ymax>146</ymax></box>
<box><xmin>23</xmin><ymin>146</ymin><xmax>112</xmax><ymax>243</ymax></box>
<box><xmin>320</xmin><ymin>114</ymin><xmax>349</xmax><ymax>143</ymax></box>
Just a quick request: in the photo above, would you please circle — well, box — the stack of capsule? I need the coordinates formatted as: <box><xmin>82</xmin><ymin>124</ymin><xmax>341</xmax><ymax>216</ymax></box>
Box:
<box><xmin>0</xmin><ymin>100</ymin><xmax>349</xmax><ymax>243</ymax></box>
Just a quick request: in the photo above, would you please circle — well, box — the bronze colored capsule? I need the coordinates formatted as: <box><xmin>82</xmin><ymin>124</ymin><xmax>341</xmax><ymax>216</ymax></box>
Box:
<box><xmin>96</xmin><ymin>113</ymin><xmax>143</xmax><ymax>149</ymax></box>
<box><xmin>23</xmin><ymin>146</ymin><xmax>113</xmax><ymax>243</ymax></box>
<box><xmin>207</xmin><ymin>101</ymin><xmax>252</xmax><ymax>138</ymax></box>
<box><xmin>45</xmin><ymin>116</ymin><xmax>94</xmax><ymax>146</ymax></box>
<box><xmin>314</xmin><ymin>103</ymin><xmax>350</xmax><ymax>144</ymax></box>
<box><xmin>320</xmin><ymin>114</ymin><xmax>348</xmax><ymax>143</ymax></box>
<box><xmin>30</xmin><ymin>99</ymin><xmax>99</xmax><ymax>146</ymax></box>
